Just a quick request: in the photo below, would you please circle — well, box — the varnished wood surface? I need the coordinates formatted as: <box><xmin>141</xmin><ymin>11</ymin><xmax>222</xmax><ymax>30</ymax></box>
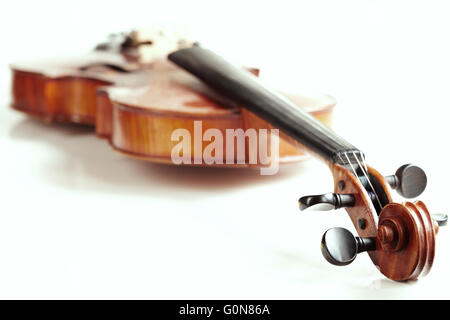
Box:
<box><xmin>376</xmin><ymin>201</ymin><xmax>437</xmax><ymax>281</ymax></box>
<box><xmin>11</xmin><ymin>55</ymin><xmax>335</xmax><ymax>166</ymax></box>
<box><xmin>330</xmin><ymin>162</ymin><xmax>438</xmax><ymax>281</ymax></box>
<box><xmin>329</xmin><ymin>162</ymin><xmax>379</xmax><ymax>265</ymax></box>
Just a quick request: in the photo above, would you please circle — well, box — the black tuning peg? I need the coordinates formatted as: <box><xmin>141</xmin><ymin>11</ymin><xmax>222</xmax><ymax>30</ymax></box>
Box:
<box><xmin>321</xmin><ymin>227</ymin><xmax>376</xmax><ymax>266</ymax></box>
<box><xmin>432</xmin><ymin>213</ymin><xmax>448</xmax><ymax>226</ymax></box>
<box><xmin>299</xmin><ymin>193</ymin><xmax>355</xmax><ymax>211</ymax></box>
<box><xmin>385</xmin><ymin>164</ymin><xmax>427</xmax><ymax>198</ymax></box>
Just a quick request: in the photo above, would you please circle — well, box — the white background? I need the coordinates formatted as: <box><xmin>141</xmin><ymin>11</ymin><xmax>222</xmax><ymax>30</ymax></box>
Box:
<box><xmin>0</xmin><ymin>0</ymin><xmax>449</xmax><ymax>299</ymax></box>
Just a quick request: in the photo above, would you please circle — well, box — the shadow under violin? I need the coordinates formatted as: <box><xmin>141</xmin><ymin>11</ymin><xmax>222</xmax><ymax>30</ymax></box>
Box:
<box><xmin>9</xmin><ymin>117</ymin><xmax>310</xmax><ymax>198</ymax></box>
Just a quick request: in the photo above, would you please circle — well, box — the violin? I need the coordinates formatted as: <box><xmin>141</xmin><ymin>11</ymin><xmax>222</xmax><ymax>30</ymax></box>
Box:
<box><xmin>12</xmin><ymin>28</ymin><xmax>445</xmax><ymax>281</ymax></box>
<box><xmin>10</xmin><ymin>30</ymin><xmax>335</xmax><ymax>167</ymax></box>
<box><xmin>169</xmin><ymin>46</ymin><xmax>447</xmax><ymax>281</ymax></box>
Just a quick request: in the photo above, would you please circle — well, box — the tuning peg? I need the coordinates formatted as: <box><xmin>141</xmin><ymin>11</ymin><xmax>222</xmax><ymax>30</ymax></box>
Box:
<box><xmin>299</xmin><ymin>193</ymin><xmax>355</xmax><ymax>211</ymax></box>
<box><xmin>432</xmin><ymin>213</ymin><xmax>448</xmax><ymax>226</ymax></box>
<box><xmin>321</xmin><ymin>227</ymin><xmax>376</xmax><ymax>266</ymax></box>
<box><xmin>385</xmin><ymin>164</ymin><xmax>427</xmax><ymax>198</ymax></box>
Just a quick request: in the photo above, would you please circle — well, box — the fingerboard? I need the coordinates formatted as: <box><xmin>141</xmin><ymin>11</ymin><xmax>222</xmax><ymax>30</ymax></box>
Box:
<box><xmin>169</xmin><ymin>46</ymin><xmax>362</xmax><ymax>164</ymax></box>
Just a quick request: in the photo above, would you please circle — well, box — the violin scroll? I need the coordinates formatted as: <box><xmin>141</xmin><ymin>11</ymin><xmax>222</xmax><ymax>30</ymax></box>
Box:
<box><xmin>377</xmin><ymin>201</ymin><xmax>438</xmax><ymax>280</ymax></box>
<box><xmin>300</xmin><ymin>162</ymin><xmax>446</xmax><ymax>281</ymax></box>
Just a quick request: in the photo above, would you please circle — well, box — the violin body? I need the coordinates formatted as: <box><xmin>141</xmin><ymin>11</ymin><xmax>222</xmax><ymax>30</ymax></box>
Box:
<box><xmin>11</xmin><ymin>51</ymin><xmax>147</xmax><ymax>125</ymax></box>
<box><xmin>10</xmin><ymin>37</ymin><xmax>335</xmax><ymax>166</ymax></box>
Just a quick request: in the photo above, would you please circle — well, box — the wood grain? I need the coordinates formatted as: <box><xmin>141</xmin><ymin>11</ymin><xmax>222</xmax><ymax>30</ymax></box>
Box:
<box><xmin>11</xmin><ymin>56</ymin><xmax>335</xmax><ymax>166</ymax></box>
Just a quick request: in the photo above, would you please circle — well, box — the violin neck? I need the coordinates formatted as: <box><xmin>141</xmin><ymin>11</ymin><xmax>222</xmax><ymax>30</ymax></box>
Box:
<box><xmin>169</xmin><ymin>46</ymin><xmax>362</xmax><ymax>164</ymax></box>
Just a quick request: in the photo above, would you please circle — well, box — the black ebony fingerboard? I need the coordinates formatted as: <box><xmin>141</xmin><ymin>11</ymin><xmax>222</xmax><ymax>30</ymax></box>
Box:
<box><xmin>169</xmin><ymin>46</ymin><xmax>360</xmax><ymax>164</ymax></box>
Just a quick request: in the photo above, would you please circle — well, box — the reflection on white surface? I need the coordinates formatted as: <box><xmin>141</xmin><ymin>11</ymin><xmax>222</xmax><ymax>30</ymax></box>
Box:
<box><xmin>1</xmin><ymin>106</ymin><xmax>448</xmax><ymax>299</ymax></box>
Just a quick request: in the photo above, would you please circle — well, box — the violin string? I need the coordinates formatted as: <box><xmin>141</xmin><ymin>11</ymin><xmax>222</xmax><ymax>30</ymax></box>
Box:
<box><xmin>352</xmin><ymin>151</ymin><xmax>383</xmax><ymax>211</ymax></box>
<box><xmin>339</xmin><ymin>152</ymin><xmax>382</xmax><ymax>218</ymax></box>
<box><xmin>341</xmin><ymin>153</ymin><xmax>358</xmax><ymax>177</ymax></box>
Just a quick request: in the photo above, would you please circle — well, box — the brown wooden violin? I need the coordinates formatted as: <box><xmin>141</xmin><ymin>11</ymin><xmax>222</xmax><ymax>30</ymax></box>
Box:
<box><xmin>10</xmin><ymin>29</ymin><xmax>335</xmax><ymax>167</ymax></box>
<box><xmin>168</xmin><ymin>46</ymin><xmax>447</xmax><ymax>281</ymax></box>
<box><xmin>11</xmin><ymin>28</ymin><xmax>446</xmax><ymax>281</ymax></box>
